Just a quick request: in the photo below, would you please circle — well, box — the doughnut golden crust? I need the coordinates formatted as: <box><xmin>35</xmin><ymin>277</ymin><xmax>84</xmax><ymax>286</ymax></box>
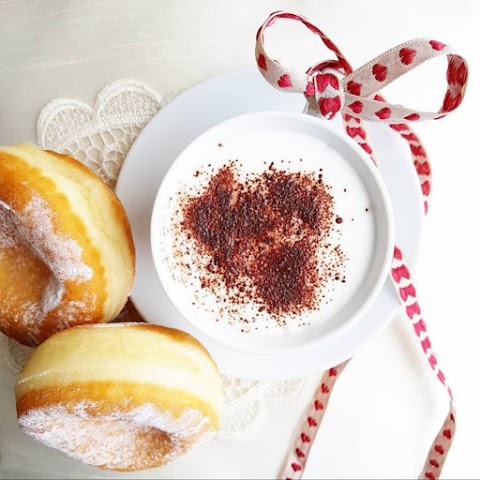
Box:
<box><xmin>15</xmin><ymin>323</ymin><xmax>223</xmax><ymax>471</ymax></box>
<box><xmin>0</xmin><ymin>145</ymin><xmax>135</xmax><ymax>346</ymax></box>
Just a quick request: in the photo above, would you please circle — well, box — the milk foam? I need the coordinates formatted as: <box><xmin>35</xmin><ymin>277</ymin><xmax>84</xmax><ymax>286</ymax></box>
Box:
<box><xmin>161</xmin><ymin>128</ymin><xmax>376</xmax><ymax>338</ymax></box>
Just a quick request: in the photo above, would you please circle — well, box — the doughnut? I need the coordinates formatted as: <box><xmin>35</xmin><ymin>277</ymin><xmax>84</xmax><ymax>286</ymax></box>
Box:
<box><xmin>15</xmin><ymin>323</ymin><xmax>223</xmax><ymax>471</ymax></box>
<box><xmin>0</xmin><ymin>144</ymin><xmax>135</xmax><ymax>346</ymax></box>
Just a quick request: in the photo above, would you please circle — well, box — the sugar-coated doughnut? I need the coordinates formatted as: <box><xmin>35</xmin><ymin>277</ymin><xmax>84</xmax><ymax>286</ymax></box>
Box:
<box><xmin>15</xmin><ymin>323</ymin><xmax>223</xmax><ymax>471</ymax></box>
<box><xmin>0</xmin><ymin>144</ymin><xmax>135</xmax><ymax>346</ymax></box>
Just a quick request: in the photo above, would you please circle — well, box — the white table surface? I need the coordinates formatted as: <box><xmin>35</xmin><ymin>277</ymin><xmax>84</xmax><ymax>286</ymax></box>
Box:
<box><xmin>0</xmin><ymin>1</ymin><xmax>479</xmax><ymax>478</ymax></box>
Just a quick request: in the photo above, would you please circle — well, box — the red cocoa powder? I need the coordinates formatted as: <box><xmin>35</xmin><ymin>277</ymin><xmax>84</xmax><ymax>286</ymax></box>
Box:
<box><xmin>180</xmin><ymin>162</ymin><xmax>339</xmax><ymax>317</ymax></box>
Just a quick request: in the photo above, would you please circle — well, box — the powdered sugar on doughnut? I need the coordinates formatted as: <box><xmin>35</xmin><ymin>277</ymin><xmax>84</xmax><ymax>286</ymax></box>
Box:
<box><xmin>19</xmin><ymin>196</ymin><xmax>92</xmax><ymax>283</ymax></box>
<box><xmin>0</xmin><ymin>201</ymin><xmax>17</xmax><ymax>248</ymax></box>
<box><xmin>0</xmin><ymin>196</ymin><xmax>94</xmax><ymax>338</ymax></box>
<box><xmin>18</xmin><ymin>402</ymin><xmax>214</xmax><ymax>470</ymax></box>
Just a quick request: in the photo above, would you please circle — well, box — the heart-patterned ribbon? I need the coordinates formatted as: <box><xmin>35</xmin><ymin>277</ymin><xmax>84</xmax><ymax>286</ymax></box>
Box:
<box><xmin>255</xmin><ymin>11</ymin><xmax>468</xmax><ymax>480</ymax></box>
<box><xmin>256</xmin><ymin>11</ymin><xmax>467</xmax><ymax>123</ymax></box>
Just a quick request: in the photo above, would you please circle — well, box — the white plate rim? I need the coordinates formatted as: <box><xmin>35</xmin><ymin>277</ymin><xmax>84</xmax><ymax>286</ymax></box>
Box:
<box><xmin>116</xmin><ymin>68</ymin><xmax>423</xmax><ymax>379</ymax></box>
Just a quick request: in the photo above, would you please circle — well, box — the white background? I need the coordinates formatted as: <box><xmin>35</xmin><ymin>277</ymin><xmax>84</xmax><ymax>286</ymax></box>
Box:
<box><xmin>0</xmin><ymin>0</ymin><xmax>479</xmax><ymax>478</ymax></box>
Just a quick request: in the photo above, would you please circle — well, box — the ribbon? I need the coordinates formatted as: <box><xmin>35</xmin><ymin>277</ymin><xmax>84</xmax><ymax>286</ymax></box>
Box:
<box><xmin>256</xmin><ymin>11</ymin><xmax>467</xmax><ymax>123</ymax></box>
<box><xmin>255</xmin><ymin>11</ymin><xmax>468</xmax><ymax>480</ymax></box>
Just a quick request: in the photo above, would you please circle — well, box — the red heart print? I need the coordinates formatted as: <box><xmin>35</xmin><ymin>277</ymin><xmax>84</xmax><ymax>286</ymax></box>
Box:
<box><xmin>404</xmin><ymin>113</ymin><xmax>420</xmax><ymax>121</ymax></box>
<box><xmin>304</xmin><ymin>81</ymin><xmax>315</xmax><ymax>96</ymax></box>
<box><xmin>346</xmin><ymin>80</ymin><xmax>362</xmax><ymax>96</ymax></box>
<box><xmin>399</xmin><ymin>283</ymin><xmax>417</xmax><ymax>301</ymax></box>
<box><xmin>295</xmin><ymin>448</ymin><xmax>306</xmax><ymax>458</ymax></box>
<box><xmin>314</xmin><ymin>400</ymin><xmax>324</xmax><ymax>410</ymax></box>
<box><xmin>401</xmin><ymin>131</ymin><xmax>419</xmax><ymax>142</ymax></box>
<box><xmin>425</xmin><ymin>472</ymin><xmax>436</xmax><ymax>480</ymax></box>
<box><xmin>413</xmin><ymin>319</ymin><xmax>426</xmax><ymax>337</ymax></box>
<box><xmin>315</xmin><ymin>73</ymin><xmax>339</xmax><ymax>93</ymax></box>
<box><xmin>291</xmin><ymin>463</ymin><xmax>302</xmax><ymax>472</ymax></box>
<box><xmin>410</xmin><ymin>144</ymin><xmax>426</xmax><ymax>157</ymax></box>
<box><xmin>372</xmin><ymin>63</ymin><xmax>388</xmax><ymax>82</ymax></box>
<box><xmin>348</xmin><ymin>101</ymin><xmax>363</xmax><ymax>114</ymax></box>
<box><xmin>375</xmin><ymin>107</ymin><xmax>391</xmax><ymax>119</ymax></box>
<box><xmin>359</xmin><ymin>143</ymin><xmax>372</xmax><ymax>155</ymax></box>
<box><xmin>318</xmin><ymin>96</ymin><xmax>342</xmax><ymax>119</ymax></box>
<box><xmin>399</xmin><ymin>294</ymin><xmax>425</xmax><ymax>314</ymax></box>
<box><xmin>450</xmin><ymin>413</ymin><xmax>455</xmax><ymax>423</ymax></box>
<box><xmin>434</xmin><ymin>445</ymin><xmax>445</xmax><ymax>455</ymax></box>
<box><xmin>329</xmin><ymin>367</ymin><xmax>337</xmax><ymax>376</ymax></box>
<box><xmin>430</xmin><ymin>40</ymin><xmax>446</xmax><ymax>51</ymax></box>
<box><xmin>407</xmin><ymin>301</ymin><xmax>421</xmax><ymax>319</ymax></box>
<box><xmin>420</xmin><ymin>336</ymin><xmax>432</xmax><ymax>353</ymax></box>
<box><xmin>391</xmin><ymin>264</ymin><xmax>410</xmax><ymax>283</ymax></box>
<box><xmin>300</xmin><ymin>433</ymin><xmax>311</xmax><ymax>443</ymax></box>
<box><xmin>278</xmin><ymin>74</ymin><xmax>292</xmax><ymax>88</ymax></box>
<box><xmin>429</xmin><ymin>459</ymin><xmax>440</xmax><ymax>468</ymax></box>
<box><xmin>399</xmin><ymin>48</ymin><xmax>416</xmax><ymax>66</ymax></box>
<box><xmin>307</xmin><ymin>416</ymin><xmax>318</xmax><ymax>427</ymax></box>
<box><xmin>321</xmin><ymin>383</ymin><xmax>329</xmax><ymax>394</ymax></box>
<box><xmin>346</xmin><ymin>126</ymin><xmax>367</xmax><ymax>140</ymax></box>
<box><xmin>443</xmin><ymin>429</ymin><xmax>452</xmax><ymax>439</ymax></box>
<box><xmin>257</xmin><ymin>54</ymin><xmax>267</xmax><ymax>70</ymax></box>
<box><xmin>421</xmin><ymin>180</ymin><xmax>430</xmax><ymax>195</ymax></box>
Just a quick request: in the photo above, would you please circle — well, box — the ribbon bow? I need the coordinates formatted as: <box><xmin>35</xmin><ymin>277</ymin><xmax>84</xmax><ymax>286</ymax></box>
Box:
<box><xmin>255</xmin><ymin>11</ymin><xmax>468</xmax><ymax>480</ymax></box>
<box><xmin>256</xmin><ymin>11</ymin><xmax>468</xmax><ymax>122</ymax></box>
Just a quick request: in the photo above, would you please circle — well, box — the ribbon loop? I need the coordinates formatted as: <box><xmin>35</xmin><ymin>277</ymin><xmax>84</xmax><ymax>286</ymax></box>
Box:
<box><xmin>256</xmin><ymin>12</ymin><xmax>468</xmax><ymax>123</ymax></box>
<box><xmin>255</xmin><ymin>11</ymin><xmax>352</xmax><ymax>97</ymax></box>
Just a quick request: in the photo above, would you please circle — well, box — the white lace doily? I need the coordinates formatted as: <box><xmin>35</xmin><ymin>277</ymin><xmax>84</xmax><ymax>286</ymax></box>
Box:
<box><xmin>0</xmin><ymin>79</ymin><xmax>313</xmax><ymax>443</ymax></box>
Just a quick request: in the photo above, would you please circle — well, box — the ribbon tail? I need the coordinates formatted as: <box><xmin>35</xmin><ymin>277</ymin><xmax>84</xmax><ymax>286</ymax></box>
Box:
<box><xmin>420</xmin><ymin>405</ymin><xmax>456</xmax><ymax>480</ymax></box>
<box><xmin>278</xmin><ymin>360</ymin><xmax>350</xmax><ymax>480</ymax></box>
<box><xmin>391</xmin><ymin>248</ymin><xmax>455</xmax><ymax>480</ymax></box>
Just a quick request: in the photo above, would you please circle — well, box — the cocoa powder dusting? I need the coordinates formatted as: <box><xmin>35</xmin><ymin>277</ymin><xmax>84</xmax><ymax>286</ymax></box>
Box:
<box><xmin>179</xmin><ymin>162</ymin><xmax>339</xmax><ymax>319</ymax></box>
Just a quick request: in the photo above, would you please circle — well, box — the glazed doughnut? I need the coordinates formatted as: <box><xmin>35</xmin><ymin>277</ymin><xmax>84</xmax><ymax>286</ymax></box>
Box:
<box><xmin>0</xmin><ymin>144</ymin><xmax>135</xmax><ymax>346</ymax></box>
<box><xmin>15</xmin><ymin>323</ymin><xmax>223</xmax><ymax>471</ymax></box>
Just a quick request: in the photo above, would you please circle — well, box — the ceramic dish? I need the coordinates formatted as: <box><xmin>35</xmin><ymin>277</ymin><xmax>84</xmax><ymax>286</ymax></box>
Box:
<box><xmin>150</xmin><ymin>111</ymin><xmax>394</xmax><ymax>354</ymax></box>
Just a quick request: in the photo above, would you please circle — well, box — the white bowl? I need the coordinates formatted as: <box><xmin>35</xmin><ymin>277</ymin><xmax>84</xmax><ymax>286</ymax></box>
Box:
<box><xmin>151</xmin><ymin>111</ymin><xmax>394</xmax><ymax>354</ymax></box>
